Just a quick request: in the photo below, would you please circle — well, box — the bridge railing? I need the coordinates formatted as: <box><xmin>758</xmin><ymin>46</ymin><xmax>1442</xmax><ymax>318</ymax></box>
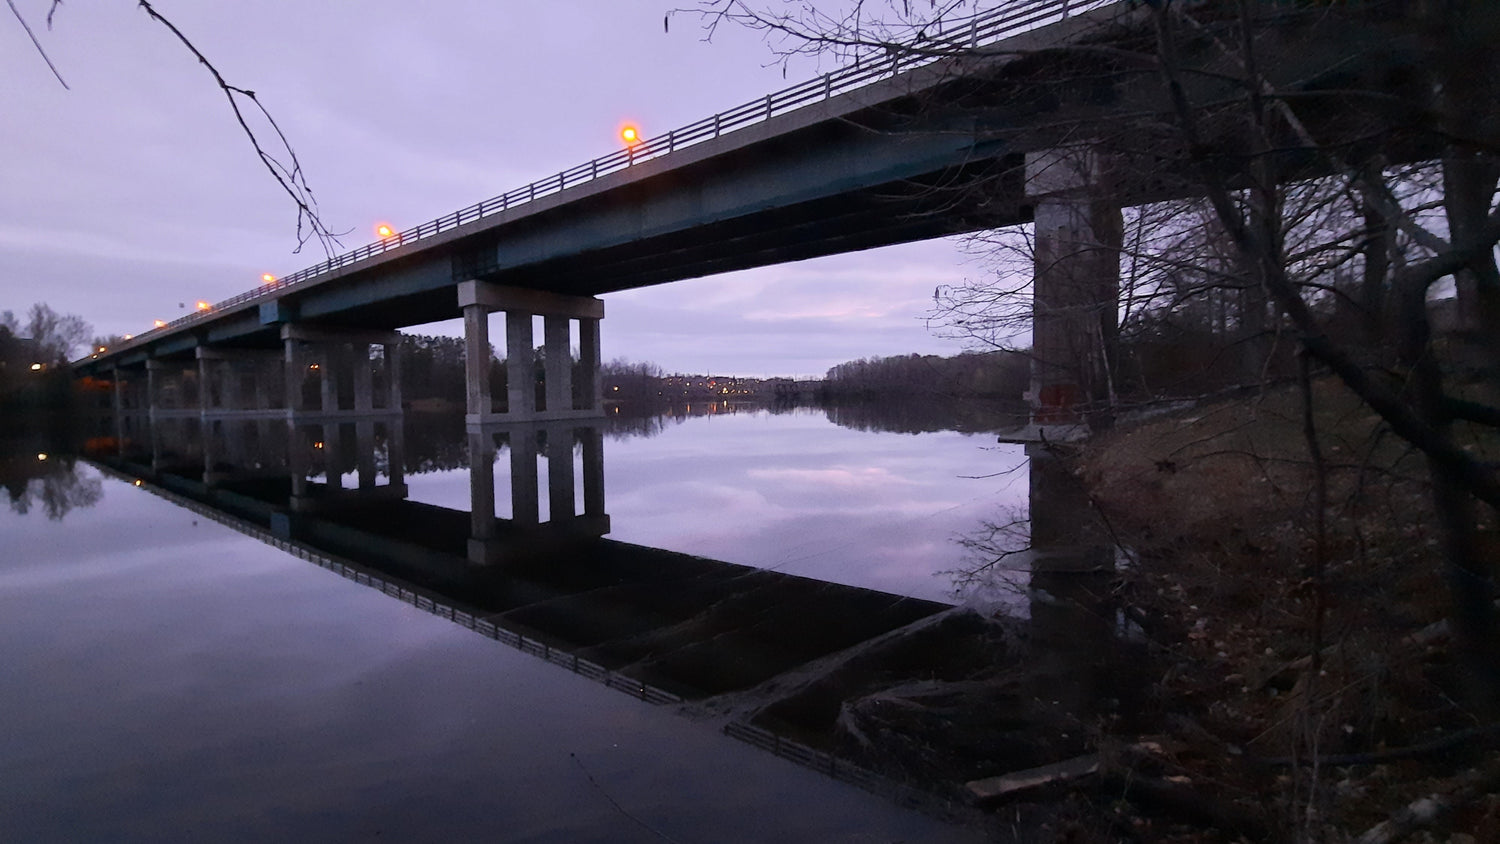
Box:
<box><xmin>124</xmin><ymin>0</ymin><xmax>1118</xmax><ymax>352</ymax></box>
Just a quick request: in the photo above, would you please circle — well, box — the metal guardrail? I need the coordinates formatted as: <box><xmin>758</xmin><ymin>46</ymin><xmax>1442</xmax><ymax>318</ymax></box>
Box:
<box><xmin>722</xmin><ymin>721</ymin><xmax>923</xmax><ymax>803</ymax></box>
<box><xmin>103</xmin><ymin>0</ymin><xmax>1117</xmax><ymax>359</ymax></box>
<box><xmin>91</xmin><ymin>462</ymin><xmax>685</xmax><ymax>707</ymax></box>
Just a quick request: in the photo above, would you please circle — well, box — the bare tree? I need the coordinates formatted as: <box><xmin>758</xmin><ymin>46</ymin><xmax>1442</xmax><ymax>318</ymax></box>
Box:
<box><xmin>687</xmin><ymin>0</ymin><xmax>1500</xmax><ymax>699</ymax></box>
<box><xmin>2</xmin><ymin>303</ymin><xmax>92</xmax><ymax>363</ymax></box>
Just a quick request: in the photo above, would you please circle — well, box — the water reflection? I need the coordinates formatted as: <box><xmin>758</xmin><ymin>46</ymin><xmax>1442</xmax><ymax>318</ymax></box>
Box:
<box><xmin>0</xmin><ymin>444</ymin><xmax>101</xmax><ymax>520</ymax></box>
<box><xmin>89</xmin><ymin>410</ymin><xmax>952</xmax><ymax>704</ymax></box>
<box><xmin>54</xmin><ymin>397</ymin><xmax>1142</xmax><ymax>811</ymax></box>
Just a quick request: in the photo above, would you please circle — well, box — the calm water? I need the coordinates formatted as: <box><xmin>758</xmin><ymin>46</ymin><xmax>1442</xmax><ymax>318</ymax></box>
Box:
<box><xmin>404</xmin><ymin>405</ymin><xmax>1031</xmax><ymax>604</ymax></box>
<box><xmin>1</xmin><ymin>404</ymin><xmax>1029</xmax><ymax>842</ymax></box>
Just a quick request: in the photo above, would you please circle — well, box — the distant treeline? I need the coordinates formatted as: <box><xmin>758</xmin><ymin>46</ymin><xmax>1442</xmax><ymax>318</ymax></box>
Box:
<box><xmin>823</xmin><ymin>350</ymin><xmax>1029</xmax><ymax>400</ymax></box>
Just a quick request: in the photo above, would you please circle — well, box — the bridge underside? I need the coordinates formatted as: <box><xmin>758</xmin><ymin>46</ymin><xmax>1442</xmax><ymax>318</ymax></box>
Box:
<box><xmin>78</xmin><ymin>1</ymin><xmax>1492</xmax><ymax>432</ymax></box>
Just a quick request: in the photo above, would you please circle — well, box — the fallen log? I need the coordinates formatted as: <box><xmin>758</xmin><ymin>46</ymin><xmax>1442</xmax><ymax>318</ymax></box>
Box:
<box><xmin>966</xmin><ymin>754</ymin><xmax>1101</xmax><ymax>803</ymax></box>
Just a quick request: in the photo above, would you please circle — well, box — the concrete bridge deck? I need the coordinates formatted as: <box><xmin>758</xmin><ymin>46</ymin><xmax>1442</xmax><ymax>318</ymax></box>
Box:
<box><xmin>73</xmin><ymin>0</ymin><xmax>1479</xmax><ymax>427</ymax></box>
<box><xmin>76</xmin><ymin>1</ymin><xmax>1131</xmax><ymax>368</ymax></box>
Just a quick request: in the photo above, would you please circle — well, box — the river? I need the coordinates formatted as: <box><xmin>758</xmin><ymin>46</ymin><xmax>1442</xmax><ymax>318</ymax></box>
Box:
<box><xmin>1</xmin><ymin>401</ymin><xmax>1044</xmax><ymax>842</ymax></box>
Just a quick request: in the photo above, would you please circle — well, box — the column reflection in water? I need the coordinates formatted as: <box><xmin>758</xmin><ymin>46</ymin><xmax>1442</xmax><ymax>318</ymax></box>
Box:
<box><xmin>286</xmin><ymin>417</ymin><xmax>407</xmax><ymax>513</ymax></box>
<box><xmin>466</xmin><ymin>421</ymin><xmax>608</xmax><ymax>565</ymax></box>
<box><xmin>1025</xmin><ymin>442</ymin><xmax>1130</xmax><ymax>729</ymax></box>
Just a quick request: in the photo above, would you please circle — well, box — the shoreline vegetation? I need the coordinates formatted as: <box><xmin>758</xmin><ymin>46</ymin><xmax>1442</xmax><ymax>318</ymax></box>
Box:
<box><xmin>757</xmin><ymin>379</ymin><xmax>1499</xmax><ymax>842</ymax></box>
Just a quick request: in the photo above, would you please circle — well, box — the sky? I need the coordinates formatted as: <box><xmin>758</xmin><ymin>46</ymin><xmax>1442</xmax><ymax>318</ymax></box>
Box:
<box><xmin>0</xmin><ymin>1</ymin><xmax>994</xmax><ymax>378</ymax></box>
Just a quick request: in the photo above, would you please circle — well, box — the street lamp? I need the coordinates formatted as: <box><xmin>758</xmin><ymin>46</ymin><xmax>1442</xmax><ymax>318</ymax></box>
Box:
<box><xmin>621</xmin><ymin>123</ymin><xmax>642</xmax><ymax>165</ymax></box>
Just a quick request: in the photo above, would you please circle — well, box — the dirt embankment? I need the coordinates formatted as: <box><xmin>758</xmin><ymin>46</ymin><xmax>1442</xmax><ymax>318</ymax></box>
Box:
<box><xmin>710</xmin><ymin>380</ymin><xmax>1498</xmax><ymax>841</ymax></box>
<box><xmin>1064</xmin><ymin>379</ymin><xmax>1500</xmax><ymax>841</ymax></box>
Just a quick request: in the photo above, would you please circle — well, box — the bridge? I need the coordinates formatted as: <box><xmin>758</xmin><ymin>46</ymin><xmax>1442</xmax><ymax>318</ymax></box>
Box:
<box><xmin>84</xmin><ymin>406</ymin><xmax>1117</xmax><ymax>731</ymax></box>
<box><xmin>72</xmin><ymin>0</ymin><xmax>1469</xmax><ymax>429</ymax></box>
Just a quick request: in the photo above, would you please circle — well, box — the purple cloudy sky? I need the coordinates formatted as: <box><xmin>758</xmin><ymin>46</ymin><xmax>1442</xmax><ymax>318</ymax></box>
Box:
<box><xmin>1</xmin><ymin>1</ymin><xmax>991</xmax><ymax>377</ymax></box>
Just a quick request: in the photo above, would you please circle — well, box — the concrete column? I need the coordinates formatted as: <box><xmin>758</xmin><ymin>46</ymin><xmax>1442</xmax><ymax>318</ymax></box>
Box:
<box><xmin>506</xmin><ymin>311</ymin><xmax>535</xmax><ymax>420</ymax></box>
<box><xmin>353</xmin><ymin>343</ymin><xmax>374</xmax><ymax>413</ymax></box>
<box><xmin>578</xmin><ymin>318</ymin><xmax>602</xmax><ymax>413</ymax></box>
<box><xmin>543</xmin><ymin>316</ymin><xmax>572</xmax><ymax>413</ymax></box>
<box><xmin>383</xmin><ymin>341</ymin><xmax>403</xmax><ymax>411</ymax></box>
<box><xmin>546</xmin><ymin>427</ymin><xmax>576</xmax><ymax>521</ymax></box>
<box><xmin>284</xmin><ymin>338</ymin><xmax>305</xmax><ymax>414</ymax></box>
<box><xmin>254</xmin><ymin>418</ymin><xmax>273</xmax><ymax>470</ymax></box>
<box><xmin>197</xmin><ymin>354</ymin><xmax>213</xmax><ymax>414</ymax></box>
<box><xmin>254</xmin><ymin>358</ymin><xmax>272</xmax><ymax>410</ymax></box>
<box><xmin>202</xmin><ymin>418</ymin><xmax>219</xmax><ymax>482</ymax></box>
<box><xmin>1025</xmin><ymin>148</ymin><xmax>1122</xmax><ymax>430</ymax></box>
<box><xmin>288</xmin><ymin>420</ymin><xmax>309</xmax><ymax>499</ymax></box>
<box><xmin>149</xmin><ymin>413</ymin><xmax>164</xmax><ymax>472</ymax></box>
<box><xmin>325</xmin><ymin>423</ymin><xmax>344</xmax><ymax>490</ymax></box>
<box><xmin>386</xmin><ymin>418</ymin><xmax>406</xmax><ymax>486</ymax></box>
<box><xmin>582</xmin><ymin>426</ymin><xmax>605</xmax><ymax>517</ymax></box>
<box><xmin>320</xmin><ymin>348</ymin><xmax>339</xmax><ymax>413</ymax></box>
<box><xmin>1024</xmin><ymin>443</ymin><xmax>1116</xmax><ymax>722</ymax></box>
<box><xmin>463</xmin><ymin>304</ymin><xmax>492</xmax><ymax>421</ymax></box>
<box><xmin>146</xmin><ymin>359</ymin><xmax>166</xmax><ymax>420</ymax></box>
<box><xmin>222</xmin><ymin>362</ymin><xmax>241</xmax><ymax>411</ymax></box>
<box><xmin>356</xmin><ymin>420</ymin><xmax>377</xmax><ymax>489</ymax></box>
<box><xmin>111</xmin><ymin>367</ymin><xmax>125</xmax><ymax>450</ymax></box>
<box><xmin>467</xmin><ymin>430</ymin><xmax>499</xmax><ymax>564</ymax></box>
<box><xmin>509</xmin><ymin>426</ymin><xmax>539</xmax><ymax>526</ymax></box>
<box><xmin>469</xmin><ymin>431</ymin><xmax>497</xmax><ymax>540</ymax></box>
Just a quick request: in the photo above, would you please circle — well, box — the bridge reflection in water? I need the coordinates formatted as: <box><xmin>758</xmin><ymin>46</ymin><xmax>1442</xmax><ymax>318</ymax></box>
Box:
<box><xmin>88</xmin><ymin>405</ymin><xmax>1127</xmax><ymax>795</ymax></box>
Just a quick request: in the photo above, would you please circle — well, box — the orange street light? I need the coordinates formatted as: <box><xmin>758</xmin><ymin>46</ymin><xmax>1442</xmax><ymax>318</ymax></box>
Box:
<box><xmin>262</xmin><ymin>273</ymin><xmax>277</xmax><ymax>284</ymax></box>
<box><xmin>620</xmin><ymin>124</ymin><xmax>641</xmax><ymax>146</ymax></box>
<box><xmin>154</xmin><ymin>320</ymin><xmax>167</xmax><ymax>328</ymax></box>
<box><xmin>195</xmin><ymin>301</ymin><xmax>211</xmax><ymax>311</ymax></box>
<box><xmin>376</xmin><ymin>224</ymin><xmax>396</xmax><ymax>239</ymax></box>
<box><xmin>97</xmin><ymin>346</ymin><xmax>107</xmax><ymax>353</ymax></box>
<box><xmin>29</xmin><ymin>362</ymin><xmax>43</xmax><ymax>371</ymax></box>
<box><xmin>122</xmin><ymin>334</ymin><xmax>133</xmax><ymax>340</ymax></box>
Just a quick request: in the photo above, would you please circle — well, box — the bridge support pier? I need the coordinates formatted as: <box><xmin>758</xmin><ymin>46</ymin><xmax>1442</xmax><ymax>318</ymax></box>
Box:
<box><xmin>466</xmin><ymin>420</ymin><xmax>609</xmax><ymax>565</ymax></box>
<box><xmin>195</xmin><ymin>347</ymin><xmax>284</xmax><ymax>414</ymax></box>
<box><xmin>280</xmin><ymin>325</ymin><xmax>402</xmax><ymax>416</ymax></box>
<box><xmin>458</xmin><ymin>281</ymin><xmax>605</xmax><ymax>426</ymax></box>
<box><xmin>287</xmin><ymin>416</ymin><xmax>407</xmax><ymax>513</ymax></box>
<box><xmin>1025</xmin><ymin>147</ymin><xmax>1122</xmax><ymax>433</ymax></box>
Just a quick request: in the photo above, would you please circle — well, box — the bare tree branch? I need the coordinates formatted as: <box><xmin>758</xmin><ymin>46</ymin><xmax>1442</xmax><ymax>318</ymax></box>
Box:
<box><xmin>7</xmin><ymin>0</ymin><xmax>68</xmax><ymax>89</ymax></box>
<box><xmin>134</xmin><ymin>1</ymin><xmax>345</xmax><ymax>257</ymax></box>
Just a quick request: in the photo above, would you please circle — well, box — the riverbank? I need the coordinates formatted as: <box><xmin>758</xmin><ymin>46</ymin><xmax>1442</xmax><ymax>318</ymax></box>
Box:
<box><xmin>1071</xmin><ymin>378</ymin><xmax>1499</xmax><ymax>840</ymax></box>
<box><xmin>718</xmin><ymin>379</ymin><xmax>1499</xmax><ymax>841</ymax></box>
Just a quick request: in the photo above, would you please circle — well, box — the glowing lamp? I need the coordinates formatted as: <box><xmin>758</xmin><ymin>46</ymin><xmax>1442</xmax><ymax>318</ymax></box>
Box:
<box><xmin>98</xmin><ymin>346</ymin><xmax>107</xmax><ymax>353</ymax></box>
<box><xmin>154</xmin><ymin>320</ymin><xmax>167</xmax><ymax>328</ymax></box>
<box><xmin>621</xmin><ymin>125</ymin><xmax>641</xmax><ymax>146</ymax></box>
<box><xmin>36</xmin><ymin>453</ymin><xmax>47</xmax><ymax>461</ymax></box>
<box><xmin>376</xmin><ymin>224</ymin><xmax>395</xmax><ymax>239</ymax></box>
<box><xmin>262</xmin><ymin>273</ymin><xmax>276</xmax><ymax>284</ymax></box>
<box><xmin>30</xmin><ymin>362</ymin><xmax>42</xmax><ymax>371</ymax></box>
<box><xmin>196</xmin><ymin>301</ymin><xmax>210</xmax><ymax>311</ymax></box>
<box><xmin>122</xmin><ymin>334</ymin><xmax>133</xmax><ymax>340</ymax></box>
